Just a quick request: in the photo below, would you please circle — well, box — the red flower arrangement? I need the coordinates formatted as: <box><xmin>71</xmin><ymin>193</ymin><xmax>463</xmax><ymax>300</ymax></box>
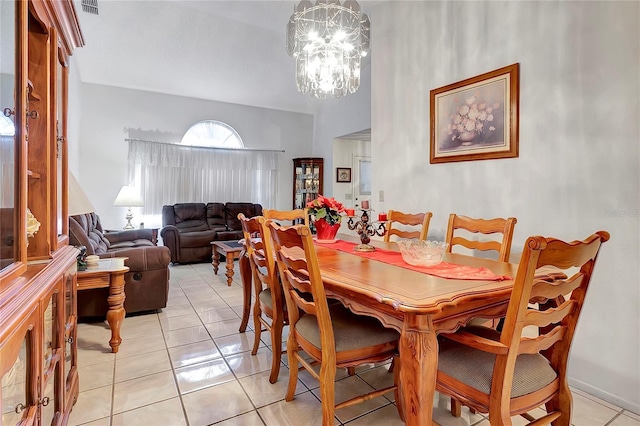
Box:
<box><xmin>306</xmin><ymin>195</ymin><xmax>345</xmax><ymax>226</ymax></box>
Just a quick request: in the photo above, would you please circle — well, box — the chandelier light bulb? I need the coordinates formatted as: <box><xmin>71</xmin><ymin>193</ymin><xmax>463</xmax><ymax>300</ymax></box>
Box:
<box><xmin>287</xmin><ymin>0</ymin><xmax>370</xmax><ymax>99</ymax></box>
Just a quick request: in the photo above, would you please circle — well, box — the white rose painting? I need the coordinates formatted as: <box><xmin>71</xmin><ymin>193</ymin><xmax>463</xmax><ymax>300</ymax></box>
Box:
<box><xmin>430</xmin><ymin>64</ymin><xmax>519</xmax><ymax>164</ymax></box>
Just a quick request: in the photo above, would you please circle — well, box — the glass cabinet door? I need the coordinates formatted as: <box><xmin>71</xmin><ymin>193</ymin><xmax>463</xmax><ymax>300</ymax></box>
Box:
<box><xmin>1</xmin><ymin>308</ymin><xmax>39</xmax><ymax>426</ymax></box>
<box><xmin>63</xmin><ymin>265</ymin><xmax>78</xmax><ymax>408</ymax></box>
<box><xmin>40</xmin><ymin>376</ymin><xmax>56</xmax><ymax>426</ymax></box>
<box><xmin>0</xmin><ymin>0</ymin><xmax>18</xmax><ymax>275</ymax></box>
<box><xmin>1</xmin><ymin>338</ymin><xmax>27</xmax><ymax>425</ymax></box>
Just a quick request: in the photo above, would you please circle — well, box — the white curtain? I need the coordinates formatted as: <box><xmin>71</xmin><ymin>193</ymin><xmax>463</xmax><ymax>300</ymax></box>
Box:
<box><xmin>127</xmin><ymin>140</ymin><xmax>279</xmax><ymax>214</ymax></box>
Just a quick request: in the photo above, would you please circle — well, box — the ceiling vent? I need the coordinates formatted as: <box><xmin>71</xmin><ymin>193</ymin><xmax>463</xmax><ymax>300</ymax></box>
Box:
<box><xmin>81</xmin><ymin>0</ymin><xmax>99</xmax><ymax>15</ymax></box>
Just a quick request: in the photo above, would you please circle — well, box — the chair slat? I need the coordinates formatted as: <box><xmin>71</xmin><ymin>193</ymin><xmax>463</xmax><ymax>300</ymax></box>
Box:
<box><xmin>383</xmin><ymin>210</ymin><xmax>432</xmax><ymax>242</ymax></box>
<box><xmin>518</xmin><ymin>326</ymin><xmax>566</xmax><ymax>355</ymax></box>
<box><xmin>445</xmin><ymin>214</ymin><xmax>517</xmax><ymax>262</ymax></box>
<box><xmin>530</xmin><ymin>275</ymin><xmax>584</xmax><ymax>302</ymax></box>
<box><xmin>264</xmin><ymin>208</ymin><xmax>309</xmax><ymax>226</ymax></box>
<box><xmin>523</xmin><ymin>302</ymin><xmax>576</xmax><ymax>329</ymax></box>
<box><xmin>451</xmin><ymin>236</ymin><xmax>502</xmax><ymax>254</ymax></box>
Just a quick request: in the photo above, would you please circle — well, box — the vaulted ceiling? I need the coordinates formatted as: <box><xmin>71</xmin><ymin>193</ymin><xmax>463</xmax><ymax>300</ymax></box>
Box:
<box><xmin>72</xmin><ymin>0</ymin><xmax>376</xmax><ymax>116</ymax></box>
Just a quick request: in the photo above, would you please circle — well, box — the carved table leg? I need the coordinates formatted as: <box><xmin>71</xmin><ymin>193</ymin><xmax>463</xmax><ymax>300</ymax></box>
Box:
<box><xmin>225</xmin><ymin>252</ymin><xmax>235</xmax><ymax>286</ymax></box>
<box><xmin>212</xmin><ymin>246</ymin><xmax>220</xmax><ymax>274</ymax></box>
<box><xmin>239</xmin><ymin>247</ymin><xmax>251</xmax><ymax>333</ymax></box>
<box><xmin>106</xmin><ymin>270</ymin><xmax>127</xmax><ymax>353</ymax></box>
<box><xmin>399</xmin><ymin>314</ymin><xmax>440</xmax><ymax>426</ymax></box>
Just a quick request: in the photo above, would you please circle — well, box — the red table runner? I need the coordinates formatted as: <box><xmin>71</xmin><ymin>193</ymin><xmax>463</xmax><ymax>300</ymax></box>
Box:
<box><xmin>314</xmin><ymin>240</ymin><xmax>511</xmax><ymax>281</ymax></box>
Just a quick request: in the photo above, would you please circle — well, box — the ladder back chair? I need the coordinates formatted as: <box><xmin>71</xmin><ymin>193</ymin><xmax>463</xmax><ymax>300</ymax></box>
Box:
<box><xmin>383</xmin><ymin>210</ymin><xmax>433</xmax><ymax>242</ymax></box>
<box><xmin>445</xmin><ymin>214</ymin><xmax>517</xmax><ymax>262</ymax></box>
<box><xmin>238</xmin><ymin>213</ymin><xmax>286</xmax><ymax>383</ymax></box>
<box><xmin>263</xmin><ymin>208</ymin><xmax>309</xmax><ymax>226</ymax></box>
<box><xmin>268</xmin><ymin>221</ymin><xmax>403</xmax><ymax>426</ymax></box>
<box><xmin>436</xmin><ymin>231</ymin><xmax>609</xmax><ymax>425</ymax></box>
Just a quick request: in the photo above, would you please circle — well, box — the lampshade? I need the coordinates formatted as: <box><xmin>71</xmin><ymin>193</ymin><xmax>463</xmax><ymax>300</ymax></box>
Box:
<box><xmin>286</xmin><ymin>0</ymin><xmax>370</xmax><ymax>99</ymax></box>
<box><xmin>68</xmin><ymin>172</ymin><xmax>96</xmax><ymax>216</ymax></box>
<box><xmin>113</xmin><ymin>186</ymin><xmax>143</xmax><ymax>207</ymax></box>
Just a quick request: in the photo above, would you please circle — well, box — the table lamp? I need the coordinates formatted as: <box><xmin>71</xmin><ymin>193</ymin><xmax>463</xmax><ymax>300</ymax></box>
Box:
<box><xmin>68</xmin><ymin>172</ymin><xmax>96</xmax><ymax>216</ymax></box>
<box><xmin>113</xmin><ymin>185</ymin><xmax>143</xmax><ymax>230</ymax></box>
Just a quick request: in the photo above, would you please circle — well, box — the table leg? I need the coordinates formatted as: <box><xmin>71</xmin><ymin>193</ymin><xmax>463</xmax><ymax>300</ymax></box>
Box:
<box><xmin>212</xmin><ymin>246</ymin><xmax>220</xmax><ymax>274</ymax></box>
<box><xmin>106</xmin><ymin>271</ymin><xmax>127</xmax><ymax>353</ymax></box>
<box><xmin>239</xmin><ymin>247</ymin><xmax>251</xmax><ymax>333</ymax></box>
<box><xmin>225</xmin><ymin>252</ymin><xmax>235</xmax><ymax>286</ymax></box>
<box><xmin>399</xmin><ymin>314</ymin><xmax>439</xmax><ymax>426</ymax></box>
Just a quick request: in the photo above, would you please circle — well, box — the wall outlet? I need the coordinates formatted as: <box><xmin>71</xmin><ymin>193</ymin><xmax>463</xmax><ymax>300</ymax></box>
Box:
<box><xmin>345</xmin><ymin>193</ymin><xmax>353</xmax><ymax>200</ymax></box>
<box><xmin>379</xmin><ymin>190</ymin><xmax>384</xmax><ymax>202</ymax></box>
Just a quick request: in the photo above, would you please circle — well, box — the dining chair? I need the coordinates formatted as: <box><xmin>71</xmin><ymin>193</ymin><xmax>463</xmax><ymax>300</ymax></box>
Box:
<box><xmin>263</xmin><ymin>208</ymin><xmax>309</xmax><ymax>226</ymax></box>
<box><xmin>267</xmin><ymin>221</ymin><xmax>403</xmax><ymax>426</ymax></box>
<box><xmin>238</xmin><ymin>213</ymin><xmax>287</xmax><ymax>384</ymax></box>
<box><xmin>383</xmin><ymin>210</ymin><xmax>433</xmax><ymax>242</ymax></box>
<box><xmin>445</xmin><ymin>213</ymin><xmax>517</xmax><ymax>262</ymax></box>
<box><xmin>435</xmin><ymin>231</ymin><xmax>609</xmax><ymax>424</ymax></box>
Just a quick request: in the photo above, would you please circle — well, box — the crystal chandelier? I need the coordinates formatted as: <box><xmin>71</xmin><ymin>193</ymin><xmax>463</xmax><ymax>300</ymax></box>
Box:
<box><xmin>286</xmin><ymin>0</ymin><xmax>370</xmax><ymax>99</ymax></box>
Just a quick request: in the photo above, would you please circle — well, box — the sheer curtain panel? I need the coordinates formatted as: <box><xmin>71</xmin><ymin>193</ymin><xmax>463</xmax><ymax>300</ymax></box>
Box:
<box><xmin>127</xmin><ymin>140</ymin><xmax>279</xmax><ymax>214</ymax></box>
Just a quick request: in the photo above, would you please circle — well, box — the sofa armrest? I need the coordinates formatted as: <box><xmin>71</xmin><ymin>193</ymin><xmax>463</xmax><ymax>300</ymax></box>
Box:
<box><xmin>104</xmin><ymin>228</ymin><xmax>156</xmax><ymax>245</ymax></box>
<box><xmin>100</xmin><ymin>245</ymin><xmax>170</xmax><ymax>271</ymax></box>
<box><xmin>160</xmin><ymin>225</ymin><xmax>180</xmax><ymax>263</ymax></box>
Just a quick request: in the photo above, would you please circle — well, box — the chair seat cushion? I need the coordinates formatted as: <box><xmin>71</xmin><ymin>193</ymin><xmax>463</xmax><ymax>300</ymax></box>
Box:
<box><xmin>296</xmin><ymin>304</ymin><xmax>399</xmax><ymax>354</ymax></box>
<box><xmin>258</xmin><ymin>288</ymin><xmax>273</xmax><ymax>309</ymax></box>
<box><xmin>438</xmin><ymin>328</ymin><xmax>557</xmax><ymax>398</ymax></box>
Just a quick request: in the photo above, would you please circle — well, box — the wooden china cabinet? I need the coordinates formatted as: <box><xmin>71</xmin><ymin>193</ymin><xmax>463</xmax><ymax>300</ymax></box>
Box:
<box><xmin>292</xmin><ymin>157</ymin><xmax>323</xmax><ymax>209</ymax></box>
<box><xmin>0</xmin><ymin>1</ymin><xmax>84</xmax><ymax>425</ymax></box>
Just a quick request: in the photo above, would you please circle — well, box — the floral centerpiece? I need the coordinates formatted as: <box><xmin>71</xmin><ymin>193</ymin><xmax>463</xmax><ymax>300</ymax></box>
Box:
<box><xmin>306</xmin><ymin>195</ymin><xmax>345</xmax><ymax>241</ymax></box>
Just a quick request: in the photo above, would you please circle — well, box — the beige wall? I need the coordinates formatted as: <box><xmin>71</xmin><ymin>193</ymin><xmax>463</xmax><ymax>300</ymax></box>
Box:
<box><xmin>369</xmin><ymin>0</ymin><xmax>639</xmax><ymax>412</ymax></box>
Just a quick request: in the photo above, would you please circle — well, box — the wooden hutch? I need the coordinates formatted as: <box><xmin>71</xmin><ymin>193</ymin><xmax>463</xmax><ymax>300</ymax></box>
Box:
<box><xmin>1</xmin><ymin>0</ymin><xmax>84</xmax><ymax>424</ymax></box>
<box><xmin>292</xmin><ymin>157</ymin><xmax>323</xmax><ymax>210</ymax></box>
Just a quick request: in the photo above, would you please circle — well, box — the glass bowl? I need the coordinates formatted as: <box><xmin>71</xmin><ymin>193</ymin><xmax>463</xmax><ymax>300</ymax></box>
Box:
<box><xmin>396</xmin><ymin>239</ymin><xmax>448</xmax><ymax>267</ymax></box>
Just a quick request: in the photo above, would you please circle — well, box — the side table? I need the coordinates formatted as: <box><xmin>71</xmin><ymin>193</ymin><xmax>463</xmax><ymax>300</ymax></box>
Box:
<box><xmin>76</xmin><ymin>258</ymin><xmax>129</xmax><ymax>353</ymax></box>
<box><xmin>211</xmin><ymin>240</ymin><xmax>244</xmax><ymax>286</ymax></box>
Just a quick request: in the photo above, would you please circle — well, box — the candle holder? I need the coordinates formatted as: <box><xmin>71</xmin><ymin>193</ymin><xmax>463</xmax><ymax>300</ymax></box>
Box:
<box><xmin>346</xmin><ymin>209</ymin><xmax>387</xmax><ymax>252</ymax></box>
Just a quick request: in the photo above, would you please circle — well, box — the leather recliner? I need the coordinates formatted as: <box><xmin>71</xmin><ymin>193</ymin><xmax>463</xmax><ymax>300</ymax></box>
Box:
<box><xmin>161</xmin><ymin>202</ymin><xmax>262</xmax><ymax>264</ymax></box>
<box><xmin>69</xmin><ymin>212</ymin><xmax>171</xmax><ymax>317</ymax></box>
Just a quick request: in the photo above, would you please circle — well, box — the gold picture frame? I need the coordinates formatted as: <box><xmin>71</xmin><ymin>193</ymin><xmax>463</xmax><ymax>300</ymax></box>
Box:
<box><xmin>430</xmin><ymin>63</ymin><xmax>520</xmax><ymax>164</ymax></box>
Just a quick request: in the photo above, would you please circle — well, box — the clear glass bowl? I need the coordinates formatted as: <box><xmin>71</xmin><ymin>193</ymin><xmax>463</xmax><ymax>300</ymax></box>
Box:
<box><xmin>396</xmin><ymin>239</ymin><xmax>448</xmax><ymax>267</ymax></box>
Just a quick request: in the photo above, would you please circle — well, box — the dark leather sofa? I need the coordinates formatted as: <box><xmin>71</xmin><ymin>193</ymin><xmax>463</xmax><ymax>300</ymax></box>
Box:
<box><xmin>161</xmin><ymin>202</ymin><xmax>262</xmax><ymax>264</ymax></box>
<box><xmin>69</xmin><ymin>212</ymin><xmax>171</xmax><ymax>317</ymax></box>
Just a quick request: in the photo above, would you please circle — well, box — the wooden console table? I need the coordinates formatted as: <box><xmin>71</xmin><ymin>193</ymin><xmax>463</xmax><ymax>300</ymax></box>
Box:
<box><xmin>76</xmin><ymin>258</ymin><xmax>129</xmax><ymax>353</ymax></box>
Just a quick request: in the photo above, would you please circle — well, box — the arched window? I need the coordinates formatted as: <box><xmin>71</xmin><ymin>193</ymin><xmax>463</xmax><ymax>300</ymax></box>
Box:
<box><xmin>180</xmin><ymin>120</ymin><xmax>243</xmax><ymax>148</ymax></box>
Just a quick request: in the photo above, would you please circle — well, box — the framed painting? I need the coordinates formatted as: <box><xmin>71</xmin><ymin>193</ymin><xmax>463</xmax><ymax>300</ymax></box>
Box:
<box><xmin>336</xmin><ymin>167</ymin><xmax>351</xmax><ymax>183</ymax></box>
<box><xmin>430</xmin><ymin>63</ymin><xmax>519</xmax><ymax>164</ymax></box>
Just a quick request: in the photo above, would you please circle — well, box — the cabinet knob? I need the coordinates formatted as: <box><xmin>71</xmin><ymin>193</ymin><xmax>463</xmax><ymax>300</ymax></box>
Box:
<box><xmin>39</xmin><ymin>396</ymin><xmax>50</xmax><ymax>407</ymax></box>
<box><xmin>27</xmin><ymin>110</ymin><xmax>39</xmax><ymax>120</ymax></box>
<box><xmin>3</xmin><ymin>108</ymin><xmax>14</xmax><ymax>117</ymax></box>
<box><xmin>66</xmin><ymin>336</ymin><xmax>74</xmax><ymax>344</ymax></box>
<box><xmin>14</xmin><ymin>403</ymin><xmax>26</xmax><ymax>414</ymax></box>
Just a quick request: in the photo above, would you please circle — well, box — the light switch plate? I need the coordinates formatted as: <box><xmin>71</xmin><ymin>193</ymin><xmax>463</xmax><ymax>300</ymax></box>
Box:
<box><xmin>345</xmin><ymin>193</ymin><xmax>353</xmax><ymax>200</ymax></box>
<box><xmin>379</xmin><ymin>190</ymin><xmax>384</xmax><ymax>202</ymax></box>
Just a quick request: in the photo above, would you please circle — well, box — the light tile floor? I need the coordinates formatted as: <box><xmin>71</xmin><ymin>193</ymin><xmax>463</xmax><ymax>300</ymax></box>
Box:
<box><xmin>69</xmin><ymin>262</ymin><xmax>639</xmax><ymax>426</ymax></box>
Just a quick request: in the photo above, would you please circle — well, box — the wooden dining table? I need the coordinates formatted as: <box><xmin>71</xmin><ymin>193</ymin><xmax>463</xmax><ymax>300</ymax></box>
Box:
<box><xmin>239</xmin><ymin>234</ymin><xmax>518</xmax><ymax>425</ymax></box>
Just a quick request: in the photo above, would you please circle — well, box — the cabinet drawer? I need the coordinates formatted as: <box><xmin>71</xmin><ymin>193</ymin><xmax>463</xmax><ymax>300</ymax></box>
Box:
<box><xmin>77</xmin><ymin>274</ymin><xmax>110</xmax><ymax>290</ymax></box>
